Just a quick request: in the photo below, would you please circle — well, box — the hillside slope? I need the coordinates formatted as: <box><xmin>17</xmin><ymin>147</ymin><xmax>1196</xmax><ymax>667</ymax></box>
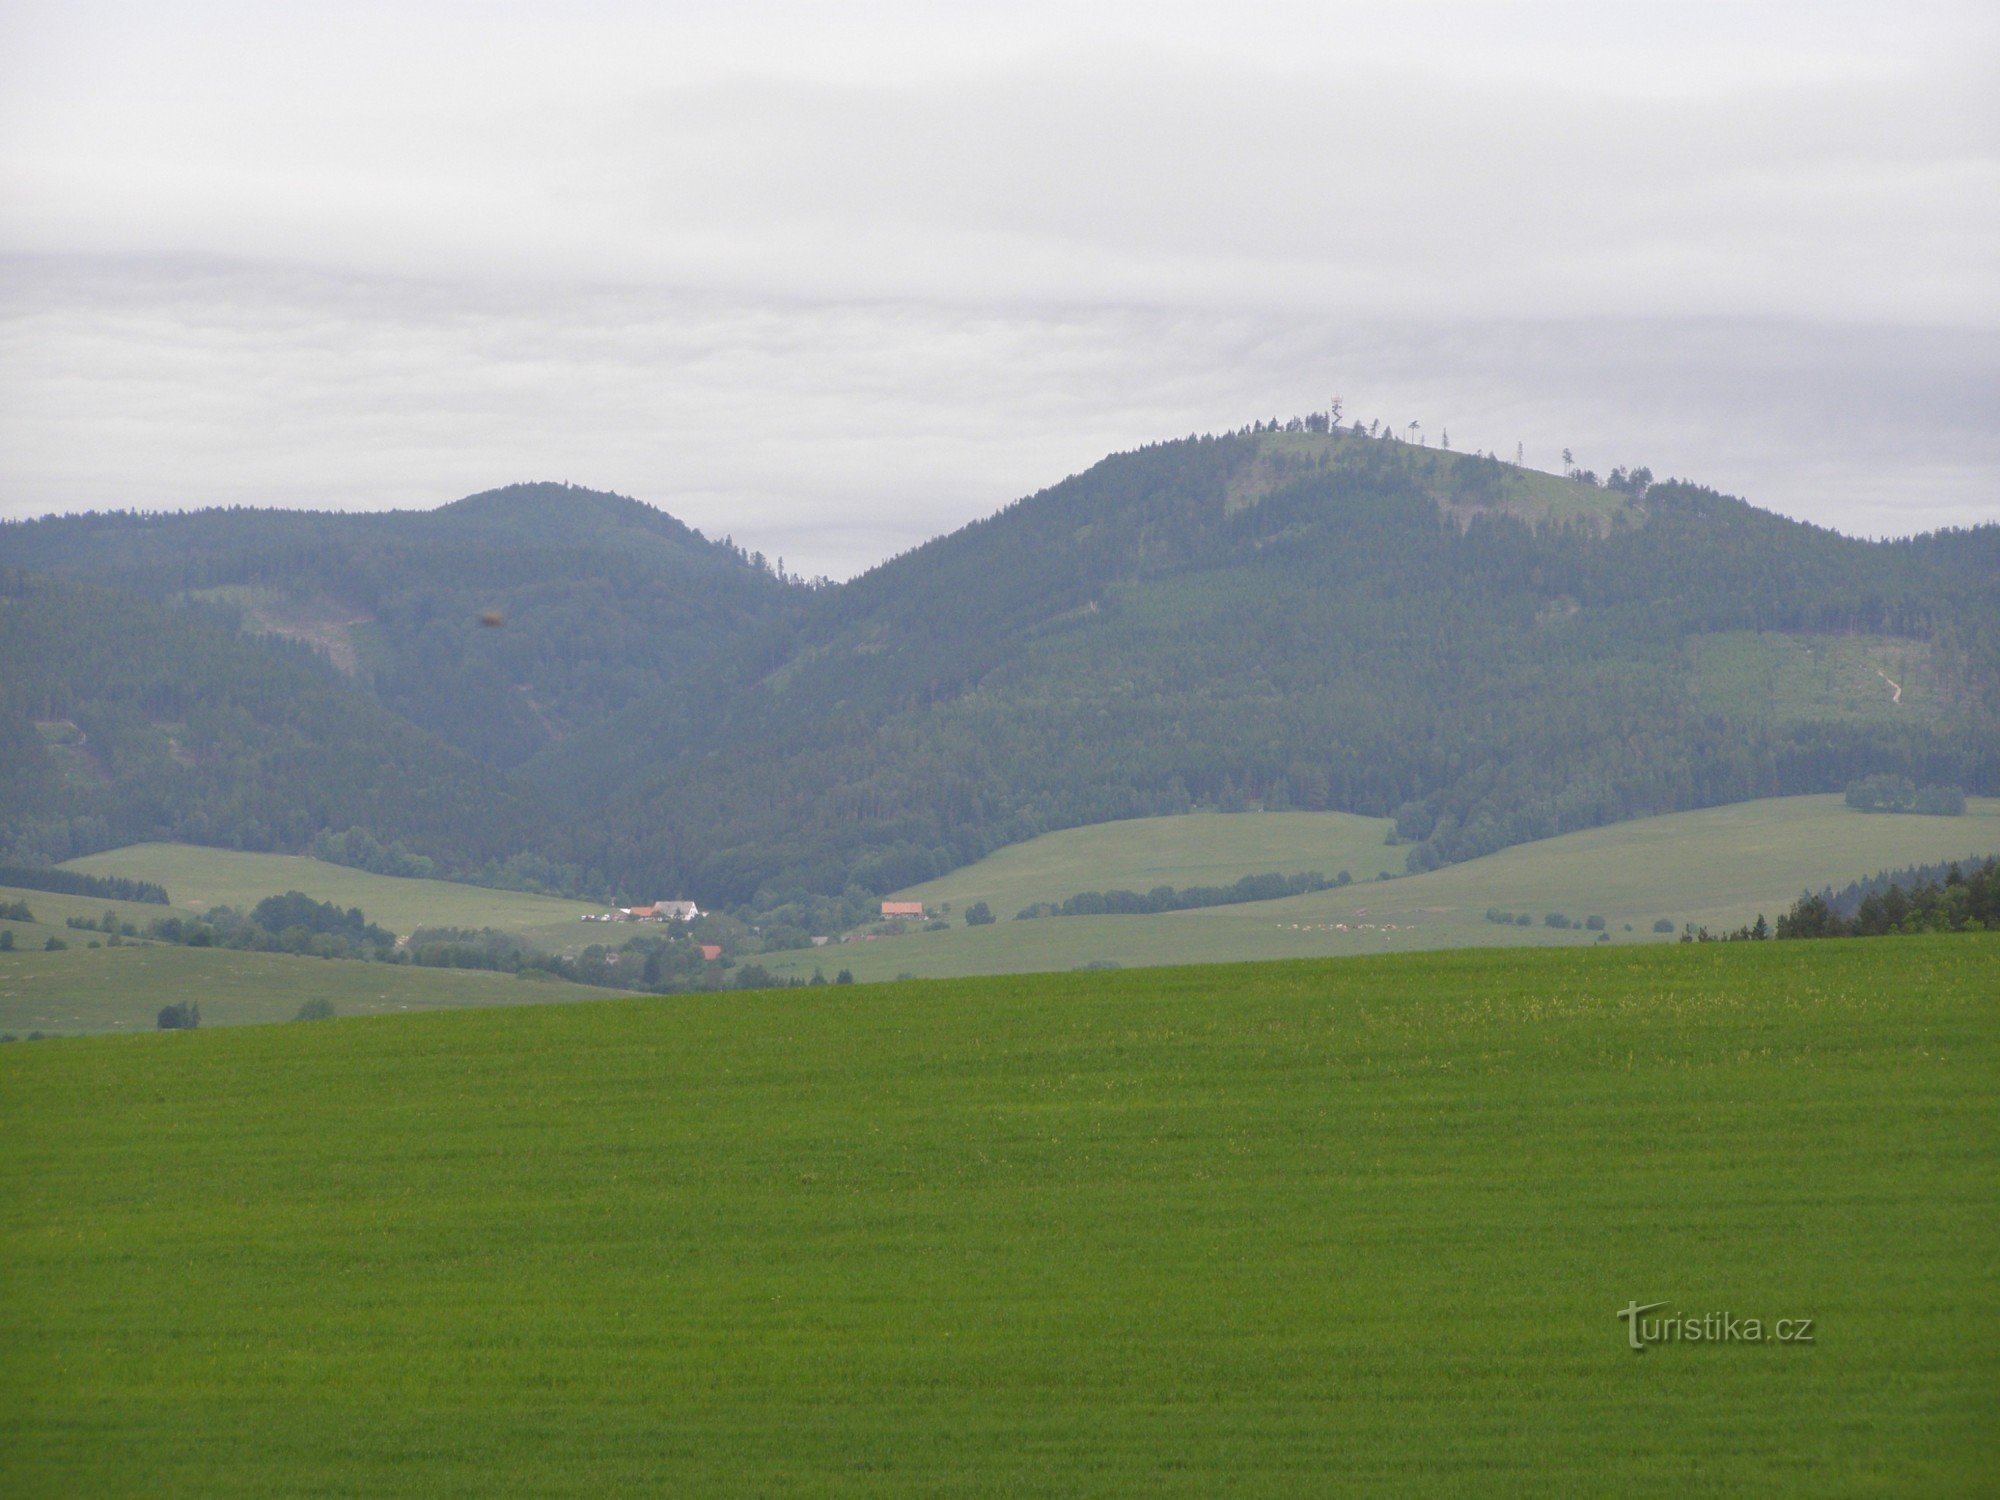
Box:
<box><xmin>0</xmin><ymin>483</ymin><xmax>799</xmax><ymax>769</ymax></box>
<box><xmin>762</xmin><ymin>793</ymin><xmax>2000</xmax><ymax>980</ymax></box>
<box><xmin>542</xmin><ymin>428</ymin><xmax>2000</xmax><ymax>906</ymax></box>
<box><xmin>4</xmin><ymin>430</ymin><xmax>1994</xmax><ymax>908</ymax></box>
<box><xmin>0</xmin><ymin>570</ymin><xmax>533</xmax><ymax>868</ymax></box>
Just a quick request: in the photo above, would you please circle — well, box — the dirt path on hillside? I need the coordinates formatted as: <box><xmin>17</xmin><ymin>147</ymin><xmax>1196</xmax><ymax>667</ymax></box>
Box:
<box><xmin>1878</xmin><ymin>669</ymin><xmax>1902</xmax><ymax>705</ymax></box>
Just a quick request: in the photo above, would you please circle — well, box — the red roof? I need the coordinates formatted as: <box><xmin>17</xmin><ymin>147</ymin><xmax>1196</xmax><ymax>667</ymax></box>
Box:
<box><xmin>880</xmin><ymin>901</ymin><xmax>925</xmax><ymax>917</ymax></box>
<box><xmin>699</xmin><ymin>944</ymin><xmax>722</xmax><ymax>961</ymax></box>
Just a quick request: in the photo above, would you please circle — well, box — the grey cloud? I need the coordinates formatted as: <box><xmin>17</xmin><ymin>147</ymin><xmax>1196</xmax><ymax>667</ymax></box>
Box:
<box><xmin>0</xmin><ymin>1</ymin><xmax>1993</xmax><ymax>568</ymax></box>
<box><xmin>4</xmin><ymin>260</ymin><xmax>1992</xmax><ymax>578</ymax></box>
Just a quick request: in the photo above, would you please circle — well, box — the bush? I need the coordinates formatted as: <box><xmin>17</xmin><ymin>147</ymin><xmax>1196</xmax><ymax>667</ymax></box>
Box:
<box><xmin>1846</xmin><ymin>774</ymin><xmax>1915</xmax><ymax>812</ymax></box>
<box><xmin>157</xmin><ymin>1001</ymin><xmax>200</xmax><ymax>1030</ymax></box>
<box><xmin>0</xmin><ymin>930</ymin><xmax>12</xmax><ymax>952</ymax></box>
<box><xmin>43</xmin><ymin>936</ymin><xmax>67</xmax><ymax>951</ymax></box>
<box><xmin>293</xmin><ymin>997</ymin><xmax>336</xmax><ymax>1022</ymax></box>
<box><xmin>836</xmin><ymin>969</ymin><xmax>854</xmax><ymax>984</ymax></box>
<box><xmin>1543</xmin><ymin>914</ymin><xmax>1571</xmax><ymax>929</ymax></box>
<box><xmin>1912</xmin><ymin>784</ymin><xmax>1966</xmax><ymax>816</ymax></box>
<box><xmin>1845</xmin><ymin>775</ymin><xmax>1966</xmax><ymax>816</ymax></box>
<box><xmin>964</xmin><ymin>901</ymin><xmax>995</xmax><ymax>926</ymax></box>
<box><xmin>1515</xmin><ymin>913</ymin><xmax>1533</xmax><ymax>926</ymax></box>
<box><xmin>1393</xmin><ymin>801</ymin><xmax>1435</xmax><ymax>842</ymax></box>
<box><xmin>1584</xmin><ymin>915</ymin><xmax>1606</xmax><ymax>931</ymax></box>
<box><xmin>1653</xmin><ymin>918</ymin><xmax>1675</xmax><ymax>933</ymax></box>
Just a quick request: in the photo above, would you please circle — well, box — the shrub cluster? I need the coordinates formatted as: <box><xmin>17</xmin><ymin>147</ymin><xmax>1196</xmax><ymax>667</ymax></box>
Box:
<box><xmin>1845</xmin><ymin>776</ymin><xmax>1966</xmax><ymax>816</ymax></box>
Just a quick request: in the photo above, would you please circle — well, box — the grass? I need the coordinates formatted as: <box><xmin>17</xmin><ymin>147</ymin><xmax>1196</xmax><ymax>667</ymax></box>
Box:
<box><xmin>794</xmin><ymin>794</ymin><xmax>2000</xmax><ymax>982</ymax></box>
<box><xmin>2</xmin><ymin>936</ymin><xmax>1994</xmax><ymax>1494</ymax></box>
<box><xmin>894</xmin><ymin>809</ymin><xmax>1402</xmax><ymax>919</ymax></box>
<box><xmin>59</xmin><ymin>843</ymin><xmax>607</xmax><ymax>950</ymax></box>
<box><xmin>1233</xmin><ymin>429</ymin><xmax>1633</xmax><ymax>527</ymax></box>
<box><xmin>0</xmin><ymin>942</ymin><xmax>624</xmax><ymax>1036</ymax></box>
<box><xmin>1688</xmin><ymin>631</ymin><xmax>1940</xmax><ymax>724</ymax></box>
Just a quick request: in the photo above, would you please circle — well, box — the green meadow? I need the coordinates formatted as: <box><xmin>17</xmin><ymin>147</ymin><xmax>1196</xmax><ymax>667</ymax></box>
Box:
<box><xmin>895</xmin><ymin>808</ymin><xmax>1404</xmax><ymax>920</ymax></box>
<box><xmin>787</xmin><ymin>794</ymin><xmax>2000</xmax><ymax>982</ymax></box>
<box><xmin>2</xmin><ymin>937</ymin><xmax>1994</xmax><ymax>1494</ymax></box>
<box><xmin>1687</xmin><ymin>631</ymin><xmax>1941</xmax><ymax>725</ymax></box>
<box><xmin>0</xmin><ymin>942</ymin><xmax>623</xmax><ymax>1036</ymax></box>
<box><xmin>59</xmin><ymin>842</ymin><xmax>606</xmax><ymax>948</ymax></box>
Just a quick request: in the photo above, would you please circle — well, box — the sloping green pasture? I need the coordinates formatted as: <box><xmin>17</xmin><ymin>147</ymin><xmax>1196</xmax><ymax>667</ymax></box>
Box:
<box><xmin>0</xmin><ymin>941</ymin><xmax>624</xmax><ymax>1035</ymax></box>
<box><xmin>60</xmin><ymin>843</ymin><xmax>606</xmax><ymax>948</ymax></box>
<box><xmin>820</xmin><ymin>795</ymin><xmax>2000</xmax><ymax>982</ymax></box>
<box><xmin>3</xmin><ymin>937</ymin><xmax>1994</xmax><ymax>1494</ymax></box>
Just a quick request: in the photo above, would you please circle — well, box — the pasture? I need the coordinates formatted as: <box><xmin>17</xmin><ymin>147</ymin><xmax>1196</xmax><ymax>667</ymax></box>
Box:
<box><xmin>0</xmin><ymin>942</ymin><xmax>623</xmax><ymax>1036</ymax></box>
<box><xmin>791</xmin><ymin>794</ymin><xmax>2000</xmax><ymax>982</ymax></box>
<box><xmin>893</xmin><ymin>808</ymin><xmax>1402</xmax><ymax>920</ymax></box>
<box><xmin>2</xmin><ymin>936</ymin><xmax>1995</xmax><ymax>1494</ymax></box>
<box><xmin>59</xmin><ymin>842</ymin><xmax>606</xmax><ymax>949</ymax></box>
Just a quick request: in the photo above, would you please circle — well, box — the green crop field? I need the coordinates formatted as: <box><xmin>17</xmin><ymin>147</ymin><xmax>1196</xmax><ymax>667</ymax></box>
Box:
<box><xmin>785</xmin><ymin>794</ymin><xmax>2000</xmax><ymax>982</ymax></box>
<box><xmin>0</xmin><ymin>942</ymin><xmax>625</xmax><ymax>1036</ymax></box>
<box><xmin>2</xmin><ymin>937</ymin><xmax>1994</xmax><ymax>1494</ymax></box>
<box><xmin>59</xmin><ymin>843</ymin><xmax>609</xmax><ymax>949</ymax></box>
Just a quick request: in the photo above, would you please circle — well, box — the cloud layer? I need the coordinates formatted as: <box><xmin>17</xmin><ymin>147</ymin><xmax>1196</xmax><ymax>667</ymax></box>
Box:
<box><xmin>3</xmin><ymin>1</ymin><xmax>1994</xmax><ymax>572</ymax></box>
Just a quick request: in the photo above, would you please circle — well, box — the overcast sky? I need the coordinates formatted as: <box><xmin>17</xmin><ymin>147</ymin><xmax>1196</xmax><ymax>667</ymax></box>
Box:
<box><xmin>2</xmin><ymin>1</ymin><xmax>1994</xmax><ymax>577</ymax></box>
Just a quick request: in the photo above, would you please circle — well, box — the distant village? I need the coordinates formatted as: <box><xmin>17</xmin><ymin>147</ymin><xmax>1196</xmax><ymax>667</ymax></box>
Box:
<box><xmin>581</xmin><ymin>900</ymin><xmax>702</xmax><ymax>924</ymax></box>
<box><xmin>582</xmin><ymin>898</ymin><xmax>932</xmax><ymax>949</ymax></box>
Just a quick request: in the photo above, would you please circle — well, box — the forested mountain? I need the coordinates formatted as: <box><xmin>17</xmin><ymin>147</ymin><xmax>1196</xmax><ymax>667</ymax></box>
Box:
<box><xmin>535</xmin><ymin>428</ymin><xmax>2000</xmax><ymax>907</ymax></box>
<box><xmin>0</xmin><ymin>483</ymin><xmax>799</xmax><ymax>768</ymax></box>
<box><xmin>3</xmin><ymin>428</ymin><xmax>1995</xmax><ymax>911</ymax></box>
<box><xmin>0</xmin><ymin>569</ymin><xmax>534</xmax><ymax>869</ymax></box>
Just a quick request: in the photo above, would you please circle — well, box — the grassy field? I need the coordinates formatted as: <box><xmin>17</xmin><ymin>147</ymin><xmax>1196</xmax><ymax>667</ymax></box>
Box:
<box><xmin>0</xmin><ymin>942</ymin><xmax>624</xmax><ymax>1036</ymax></box>
<box><xmin>1688</xmin><ymin>631</ymin><xmax>1940</xmax><ymax>724</ymax></box>
<box><xmin>895</xmin><ymin>809</ymin><xmax>1402</xmax><ymax>919</ymax></box>
<box><xmin>793</xmin><ymin>795</ymin><xmax>2000</xmax><ymax>982</ymax></box>
<box><xmin>59</xmin><ymin>843</ymin><xmax>607</xmax><ymax>949</ymax></box>
<box><xmin>1233</xmin><ymin>430</ymin><xmax>1633</xmax><ymax>527</ymax></box>
<box><xmin>2</xmin><ymin>936</ymin><xmax>1994</xmax><ymax>1494</ymax></box>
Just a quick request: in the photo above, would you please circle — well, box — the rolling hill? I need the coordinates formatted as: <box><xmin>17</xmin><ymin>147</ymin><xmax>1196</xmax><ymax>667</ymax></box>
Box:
<box><xmin>760</xmin><ymin>793</ymin><xmax>2000</xmax><ymax>981</ymax></box>
<box><xmin>3</xmin><ymin>425</ymin><xmax>1995</xmax><ymax>913</ymax></box>
<box><xmin>0</xmin><ymin>482</ymin><xmax>799</xmax><ymax>769</ymax></box>
<box><xmin>0</xmin><ymin>569</ymin><xmax>533</xmax><ymax>870</ymax></box>
<box><xmin>540</xmin><ymin>427</ymin><xmax>2000</xmax><ymax>907</ymax></box>
<box><xmin>56</xmin><ymin>843</ymin><xmax>608</xmax><ymax>949</ymax></box>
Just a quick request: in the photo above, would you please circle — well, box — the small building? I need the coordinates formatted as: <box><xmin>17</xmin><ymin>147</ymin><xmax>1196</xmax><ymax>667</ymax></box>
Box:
<box><xmin>699</xmin><ymin>944</ymin><xmax>723</xmax><ymax>962</ymax></box>
<box><xmin>619</xmin><ymin>900</ymin><xmax>701</xmax><ymax>923</ymax></box>
<box><xmin>880</xmin><ymin>901</ymin><xmax>925</xmax><ymax>919</ymax></box>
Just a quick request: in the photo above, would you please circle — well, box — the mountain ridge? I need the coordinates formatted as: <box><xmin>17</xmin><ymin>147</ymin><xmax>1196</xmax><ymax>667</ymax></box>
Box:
<box><xmin>3</xmin><ymin>424</ymin><xmax>1995</xmax><ymax>915</ymax></box>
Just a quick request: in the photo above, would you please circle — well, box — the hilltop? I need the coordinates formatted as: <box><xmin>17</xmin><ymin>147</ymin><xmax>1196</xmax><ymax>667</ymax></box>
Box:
<box><xmin>0</xmin><ymin>482</ymin><xmax>799</xmax><ymax>769</ymax></box>
<box><xmin>534</xmin><ymin>426</ymin><xmax>1999</xmax><ymax>909</ymax></box>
